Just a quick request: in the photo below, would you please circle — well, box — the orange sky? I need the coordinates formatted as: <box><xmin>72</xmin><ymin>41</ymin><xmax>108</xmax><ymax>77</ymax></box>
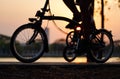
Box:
<box><xmin>0</xmin><ymin>0</ymin><xmax>120</xmax><ymax>43</ymax></box>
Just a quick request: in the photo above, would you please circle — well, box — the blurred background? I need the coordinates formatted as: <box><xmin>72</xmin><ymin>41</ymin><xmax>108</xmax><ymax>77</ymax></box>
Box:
<box><xmin>0</xmin><ymin>0</ymin><xmax>120</xmax><ymax>62</ymax></box>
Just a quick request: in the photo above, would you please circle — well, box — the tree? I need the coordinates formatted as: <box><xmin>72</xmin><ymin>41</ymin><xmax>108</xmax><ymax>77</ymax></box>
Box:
<box><xmin>0</xmin><ymin>34</ymin><xmax>11</xmax><ymax>56</ymax></box>
<box><xmin>95</xmin><ymin>0</ymin><xmax>120</xmax><ymax>28</ymax></box>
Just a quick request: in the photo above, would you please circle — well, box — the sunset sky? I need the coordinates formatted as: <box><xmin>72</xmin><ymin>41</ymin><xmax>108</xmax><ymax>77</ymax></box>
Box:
<box><xmin>0</xmin><ymin>0</ymin><xmax>120</xmax><ymax>43</ymax></box>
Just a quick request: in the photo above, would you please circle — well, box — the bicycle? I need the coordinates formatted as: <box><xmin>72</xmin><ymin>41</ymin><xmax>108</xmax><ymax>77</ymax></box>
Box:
<box><xmin>62</xmin><ymin>1</ymin><xmax>114</xmax><ymax>63</ymax></box>
<box><xmin>10</xmin><ymin>0</ymin><xmax>114</xmax><ymax>63</ymax></box>
<box><xmin>63</xmin><ymin>24</ymin><xmax>114</xmax><ymax>63</ymax></box>
<box><xmin>10</xmin><ymin>0</ymin><xmax>78</xmax><ymax>63</ymax></box>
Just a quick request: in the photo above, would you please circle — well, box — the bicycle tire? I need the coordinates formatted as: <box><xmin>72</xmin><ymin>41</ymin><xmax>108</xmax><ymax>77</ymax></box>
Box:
<box><xmin>89</xmin><ymin>29</ymin><xmax>114</xmax><ymax>63</ymax></box>
<box><xmin>63</xmin><ymin>46</ymin><xmax>77</xmax><ymax>62</ymax></box>
<box><xmin>10</xmin><ymin>23</ymin><xmax>46</xmax><ymax>63</ymax></box>
<box><xmin>66</xmin><ymin>31</ymin><xmax>79</xmax><ymax>46</ymax></box>
<box><xmin>66</xmin><ymin>31</ymin><xmax>74</xmax><ymax>46</ymax></box>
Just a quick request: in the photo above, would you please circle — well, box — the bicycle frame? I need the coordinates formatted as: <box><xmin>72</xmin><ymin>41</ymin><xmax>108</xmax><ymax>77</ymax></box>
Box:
<box><xmin>29</xmin><ymin>0</ymin><xmax>80</xmax><ymax>52</ymax></box>
<box><xmin>38</xmin><ymin>0</ymin><xmax>79</xmax><ymax>24</ymax></box>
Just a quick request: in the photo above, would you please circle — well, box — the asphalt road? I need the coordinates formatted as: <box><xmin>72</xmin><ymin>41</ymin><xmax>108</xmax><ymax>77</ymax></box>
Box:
<box><xmin>0</xmin><ymin>56</ymin><xmax>120</xmax><ymax>79</ymax></box>
<box><xmin>0</xmin><ymin>62</ymin><xmax>120</xmax><ymax>79</ymax></box>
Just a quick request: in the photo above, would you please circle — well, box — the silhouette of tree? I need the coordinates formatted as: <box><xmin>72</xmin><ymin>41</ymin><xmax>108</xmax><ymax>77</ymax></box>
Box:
<box><xmin>49</xmin><ymin>39</ymin><xmax>65</xmax><ymax>51</ymax></box>
<box><xmin>94</xmin><ymin>0</ymin><xmax>120</xmax><ymax>29</ymax></box>
<box><xmin>0</xmin><ymin>34</ymin><xmax>11</xmax><ymax>56</ymax></box>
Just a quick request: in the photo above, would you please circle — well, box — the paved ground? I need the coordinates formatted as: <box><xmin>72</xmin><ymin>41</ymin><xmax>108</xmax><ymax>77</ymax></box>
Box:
<box><xmin>0</xmin><ymin>62</ymin><xmax>120</xmax><ymax>79</ymax></box>
<box><xmin>0</xmin><ymin>57</ymin><xmax>120</xmax><ymax>79</ymax></box>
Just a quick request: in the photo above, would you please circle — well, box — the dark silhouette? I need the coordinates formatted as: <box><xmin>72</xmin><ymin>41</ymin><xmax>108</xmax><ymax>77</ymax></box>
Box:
<box><xmin>63</xmin><ymin>0</ymin><xmax>95</xmax><ymax>39</ymax></box>
<box><xmin>63</xmin><ymin>0</ymin><xmax>82</xmax><ymax>28</ymax></box>
<box><xmin>63</xmin><ymin>0</ymin><xmax>96</xmax><ymax>62</ymax></box>
<box><xmin>10</xmin><ymin>0</ymin><xmax>114</xmax><ymax>63</ymax></box>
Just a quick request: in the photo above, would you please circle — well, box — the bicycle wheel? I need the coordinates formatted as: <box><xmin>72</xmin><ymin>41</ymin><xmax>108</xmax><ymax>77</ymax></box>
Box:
<box><xmin>10</xmin><ymin>24</ymin><xmax>46</xmax><ymax>63</ymax></box>
<box><xmin>89</xmin><ymin>29</ymin><xmax>114</xmax><ymax>63</ymax></box>
<box><xmin>66</xmin><ymin>31</ymin><xmax>78</xmax><ymax>46</ymax></box>
<box><xmin>63</xmin><ymin>46</ymin><xmax>77</xmax><ymax>62</ymax></box>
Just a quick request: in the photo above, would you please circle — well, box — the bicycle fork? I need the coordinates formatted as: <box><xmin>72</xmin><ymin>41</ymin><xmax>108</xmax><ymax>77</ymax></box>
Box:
<box><xmin>27</xmin><ymin>23</ymin><xmax>49</xmax><ymax>53</ymax></box>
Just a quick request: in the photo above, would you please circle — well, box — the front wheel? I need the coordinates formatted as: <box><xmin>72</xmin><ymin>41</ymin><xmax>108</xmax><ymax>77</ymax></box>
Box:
<box><xmin>10</xmin><ymin>24</ymin><xmax>46</xmax><ymax>63</ymax></box>
<box><xmin>89</xmin><ymin>29</ymin><xmax>114</xmax><ymax>63</ymax></box>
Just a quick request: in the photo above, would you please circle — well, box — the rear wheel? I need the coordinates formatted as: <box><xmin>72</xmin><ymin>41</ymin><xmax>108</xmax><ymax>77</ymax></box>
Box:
<box><xmin>89</xmin><ymin>29</ymin><xmax>114</xmax><ymax>63</ymax></box>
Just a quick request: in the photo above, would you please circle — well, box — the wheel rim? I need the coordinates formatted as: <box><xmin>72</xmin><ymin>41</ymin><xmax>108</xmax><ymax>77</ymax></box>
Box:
<box><xmin>64</xmin><ymin>47</ymin><xmax>76</xmax><ymax>62</ymax></box>
<box><xmin>90</xmin><ymin>31</ymin><xmax>113</xmax><ymax>62</ymax></box>
<box><xmin>13</xmin><ymin>27</ymin><xmax>44</xmax><ymax>60</ymax></box>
